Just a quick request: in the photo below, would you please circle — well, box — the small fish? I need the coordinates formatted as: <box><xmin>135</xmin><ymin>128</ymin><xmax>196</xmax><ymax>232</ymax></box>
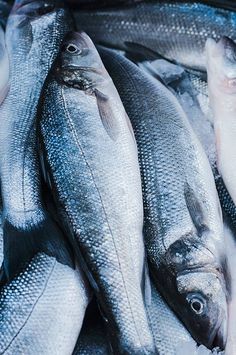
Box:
<box><xmin>74</xmin><ymin>1</ymin><xmax>236</xmax><ymax>72</ymax></box>
<box><xmin>99</xmin><ymin>47</ymin><xmax>230</xmax><ymax>350</ymax></box>
<box><xmin>0</xmin><ymin>0</ymin><xmax>74</xmax><ymax>284</ymax></box>
<box><xmin>39</xmin><ymin>32</ymin><xmax>154</xmax><ymax>354</ymax></box>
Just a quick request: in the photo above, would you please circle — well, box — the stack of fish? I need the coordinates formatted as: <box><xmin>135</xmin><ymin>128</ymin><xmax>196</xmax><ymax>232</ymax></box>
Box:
<box><xmin>1</xmin><ymin>0</ymin><xmax>236</xmax><ymax>354</ymax></box>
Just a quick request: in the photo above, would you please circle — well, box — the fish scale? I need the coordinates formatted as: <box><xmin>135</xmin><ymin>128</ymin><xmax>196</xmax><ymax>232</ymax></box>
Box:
<box><xmin>0</xmin><ymin>1</ymin><xmax>75</xmax><ymax>284</ymax></box>
<box><xmin>39</xmin><ymin>32</ymin><xmax>154</xmax><ymax>354</ymax></box>
<box><xmin>0</xmin><ymin>252</ymin><xmax>90</xmax><ymax>355</ymax></box>
<box><xmin>99</xmin><ymin>47</ymin><xmax>229</xmax><ymax>350</ymax></box>
<box><xmin>74</xmin><ymin>1</ymin><xmax>236</xmax><ymax>71</ymax></box>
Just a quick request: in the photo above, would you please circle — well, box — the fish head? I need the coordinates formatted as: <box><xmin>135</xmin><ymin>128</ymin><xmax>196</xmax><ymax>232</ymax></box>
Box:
<box><xmin>157</xmin><ymin>235</ymin><xmax>229</xmax><ymax>350</ymax></box>
<box><xmin>174</xmin><ymin>270</ymin><xmax>228</xmax><ymax>350</ymax></box>
<box><xmin>55</xmin><ymin>31</ymin><xmax>109</xmax><ymax>90</ymax></box>
<box><xmin>206</xmin><ymin>36</ymin><xmax>236</xmax><ymax>96</ymax></box>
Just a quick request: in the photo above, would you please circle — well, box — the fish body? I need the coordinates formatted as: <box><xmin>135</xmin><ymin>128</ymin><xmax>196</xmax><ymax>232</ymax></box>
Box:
<box><xmin>138</xmin><ymin>55</ymin><xmax>236</xmax><ymax>240</ymax></box>
<box><xmin>39</xmin><ymin>32</ymin><xmax>154</xmax><ymax>354</ymax></box>
<box><xmin>74</xmin><ymin>1</ymin><xmax>236</xmax><ymax>71</ymax></box>
<box><xmin>0</xmin><ymin>1</ymin><xmax>74</xmax><ymax>283</ymax></box>
<box><xmin>99</xmin><ymin>47</ymin><xmax>229</xmax><ymax>350</ymax></box>
<box><xmin>0</xmin><ymin>253</ymin><xmax>90</xmax><ymax>355</ymax></box>
<box><xmin>206</xmin><ymin>37</ymin><xmax>236</xmax><ymax>209</ymax></box>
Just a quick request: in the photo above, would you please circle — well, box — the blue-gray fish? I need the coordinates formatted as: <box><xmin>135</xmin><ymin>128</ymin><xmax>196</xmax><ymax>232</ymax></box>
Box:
<box><xmin>0</xmin><ymin>0</ymin><xmax>74</xmax><ymax>284</ymax></box>
<box><xmin>138</xmin><ymin>56</ymin><xmax>236</xmax><ymax>238</ymax></box>
<box><xmin>206</xmin><ymin>37</ymin><xmax>236</xmax><ymax>210</ymax></box>
<box><xmin>0</xmin><ymin>252</ymin><xmax>91</xmax><ymax>355</ymax></box>
<box><xmin>39</xmin><ymin>31</ymin><xmax>154</xmax><ymax>354</ymax></box>
<box><xmin>99</xmin><ymin>47</ymin><xmax>230</xmax><ymax>350</ymax></box>
<box><xmin>74</xmin><ymin>1</ymin><xmax>236</xmax><ymax>71</ymax></box>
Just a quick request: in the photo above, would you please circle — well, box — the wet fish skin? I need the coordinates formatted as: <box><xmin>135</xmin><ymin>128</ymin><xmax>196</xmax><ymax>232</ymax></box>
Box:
<box><xmin>0</xmin><ymin>0</ymin><xmax>74</xmax><ymax>284</ymax></box>
<box><xmin>74</xmin><ymin>1</ymin><xmax>236</xmax><ymax>72</ymax></box>
<box><xmin>99</xmin><ymin>47</ymin><xmax>229</xmax><ymax>350</ymax></box>
<box><xmin>206</xmin><ymin>37</ymin><xmax>236</xmax><ymax>208</ymax></box>
<box><xmin>39</xmin><ymin>31</ymin><xmax>155</xmax><ymax>354</ymax></box>
<box><xmin>74</xmin><ymin>281</ymin><xmax>197</xmax><ymax>355</ymax></box>
<box><xmin>0</xmin><ymin>252</ymin><xmax>91</xmax><ymax>355</ymax></box>
<box><xmin>137</xmin><ymin>55</ymin><xmax>236</xmax><ymax>243</ymax></box>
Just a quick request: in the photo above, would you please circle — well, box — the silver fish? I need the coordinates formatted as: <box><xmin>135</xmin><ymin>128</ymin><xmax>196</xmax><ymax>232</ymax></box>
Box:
<box><xmin>74</xmin><ymin>281</ymin><xmax>224</xmax><ymax>355</ymax></box>
<box><xmin>0</xmin><ymin>252</ymin><xmax>91</xmax><ymax>355</ymax></box>
<box><xmin>39</xmin><ymin>32</ymin><xmax>154</xmax><ymax>354</ymax></box>
<box><xmin>206</xmin><ymin>37</ymin><xmax>236</xmax><ymax>209</ymax></box>
<box><xmin>74</xmin><ymin>1</ymin><xmax>236</xmax><ymax>72</ymax></box>
<box><xmin>135</xmin><ymin>54</ymin><xmax>236</xmax><ymax>243</ymax></box>
<box><xmin>99</xmin><ymin>47</ymin><xmax>230</xmax><ymax>350</ymax></box>
<box><xmin>0</xmin><ymin>0</ymin><xmax>74</xmax><ymax>284</ymax></box>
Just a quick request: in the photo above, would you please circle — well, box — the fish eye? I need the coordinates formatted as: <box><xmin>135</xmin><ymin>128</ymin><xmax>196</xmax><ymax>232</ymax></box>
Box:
<box><xmin>66</xmin><ymin>44</ymin><xmax>81</xmax><ymax>55</ymax></box>
<box><xmin>187</xmin><ymin>294</ymin><xmax>206</xmax><ymax>315</ymax></box>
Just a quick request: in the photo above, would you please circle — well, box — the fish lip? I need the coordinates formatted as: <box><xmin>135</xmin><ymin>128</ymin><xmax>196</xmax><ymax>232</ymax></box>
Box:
<box><xmin>211</xmin><ymin>318</ymin><xmax>227</xmax><ymax>350</ymax></box>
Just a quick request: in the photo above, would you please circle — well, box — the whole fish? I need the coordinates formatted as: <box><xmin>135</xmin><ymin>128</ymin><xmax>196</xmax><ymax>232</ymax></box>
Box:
<box><xmin>39</xmin><ymin>31</ymin><xmax>154</xmax><ymax>354</ymax></box>
<box><xmin>0</xmin><ymin>252</ymin><xmax>91</xmax><ymax>355</ymax></box>
<box><xmin>206</xmin><ymin>37</ymin><xmax>236</xmax><ymax>208</ymax></box>
<box><xmin>99</xmin><ymin>47</ymin><xmax>230</xmax><ymax>350</ymax></box>
<box><xmin>0</xmin><ymin>0</ymin><xmax>74</xmax><ymax>284</ymax></box>
<box><xmin>74</xmin><ymin>1</ymin><xmax>236</xmax><ymax>72</ymax></box>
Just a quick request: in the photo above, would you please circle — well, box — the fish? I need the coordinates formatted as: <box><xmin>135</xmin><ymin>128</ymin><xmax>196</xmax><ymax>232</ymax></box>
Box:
<box><xmin>74</xmin><ymin>281</ymin><xmax>224</xmax><ymax>355</ymax></box>
<box><xmin>135</xmin><ymin>54</ymin><xmax>236</xmax><ymax>241</ymax></box>
<box><xmin>99</xmin><ymin>47</ymin><xmax>230</xmax><ymax>350</ymax></box>
<box><xmin>206</xmin><ymin>37</ymin><xmax>236</xmax><ymax>208</ymax></box>
<box><xmin>0</xmin><ymin>251</ymin><xmax>91</xmax><ymax>355</ymax></box>
<box><xmin>39</xmin><ymin>31</ymin><xmax>155</xmax><ymax>354</ymax></box>
<box><xmin>74</xmin><ymin>1</ymin><xmax>236</xmax><ymax>72</ymax></box>
<box><xmin>0</xmin><ymin>0</ymin><xmax>75</xmax><ymax>284</ymax></box>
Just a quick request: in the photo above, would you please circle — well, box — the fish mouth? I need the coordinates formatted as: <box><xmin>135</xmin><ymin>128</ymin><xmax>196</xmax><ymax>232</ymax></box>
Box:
<box><xmin>211</xmin><ymin>318</ymin><xmax>227</xmax><ymax>350</ymax></box>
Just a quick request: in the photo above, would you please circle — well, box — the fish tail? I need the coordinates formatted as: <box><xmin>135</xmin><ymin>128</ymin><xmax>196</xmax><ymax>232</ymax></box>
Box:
<box><xmin>0</xmin><ymin>213</ymin><xmax>75</xmax><ymax>286</ymax></box>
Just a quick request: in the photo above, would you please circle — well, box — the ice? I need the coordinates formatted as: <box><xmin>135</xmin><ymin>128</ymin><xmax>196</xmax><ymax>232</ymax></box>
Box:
<box><xmin>138</xmin><ymin>58</ymin><xmax>185</xmax><ymax>85</ymax></box>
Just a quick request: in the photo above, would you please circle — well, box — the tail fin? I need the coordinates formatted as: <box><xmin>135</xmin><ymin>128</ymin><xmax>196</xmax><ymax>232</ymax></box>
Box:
<box><xmin>0</xmin><ymin>213</ymin><xmax>75</xmax><ymax>286</ymax></box>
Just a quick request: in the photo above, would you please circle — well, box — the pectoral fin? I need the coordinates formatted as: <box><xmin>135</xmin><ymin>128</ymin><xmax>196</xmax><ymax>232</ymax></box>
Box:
<box><xmin>184</xmin><ymin>183</ymin><xmax>209</xmax><ymax>236</ymax></box>
<box><xmin>95</xmin><ymin>88</ymin><xmax>120</xmax><ymax>141</ymax></box>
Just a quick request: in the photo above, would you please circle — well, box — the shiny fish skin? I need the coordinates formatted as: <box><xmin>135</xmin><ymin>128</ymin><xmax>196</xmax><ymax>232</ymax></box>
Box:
<box><xmin>139</xmin><ymin>56</ymin><xmax>236</xmax><ymax>242</ymax></box>
<box><xmin>74</xmin><ymin>1</ymin><xmax>236</xmax><ymax>71</ymax></box>
<box><xmin>74</xmin><ymin>281</ymin><xmax>197</xmax><ymax>355</ymax></box>
<box><xmin>0</xmin><ymin>253</ymin><xmax>90</xmax><ymax>355</ymax></box>
<box><xmin>0</xmin><ymin>1</ymin><xmax>74</xmax><ymax>283</ymax></box>
<box><xmin>99</xmin><ymin>47</ymin><xmax>229</xmax><ymax>350</ymax></box>
<box><xmin>39</xmin><ymin>32</ymin><xmax>154</xmax><ymax>354</ymax></box>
